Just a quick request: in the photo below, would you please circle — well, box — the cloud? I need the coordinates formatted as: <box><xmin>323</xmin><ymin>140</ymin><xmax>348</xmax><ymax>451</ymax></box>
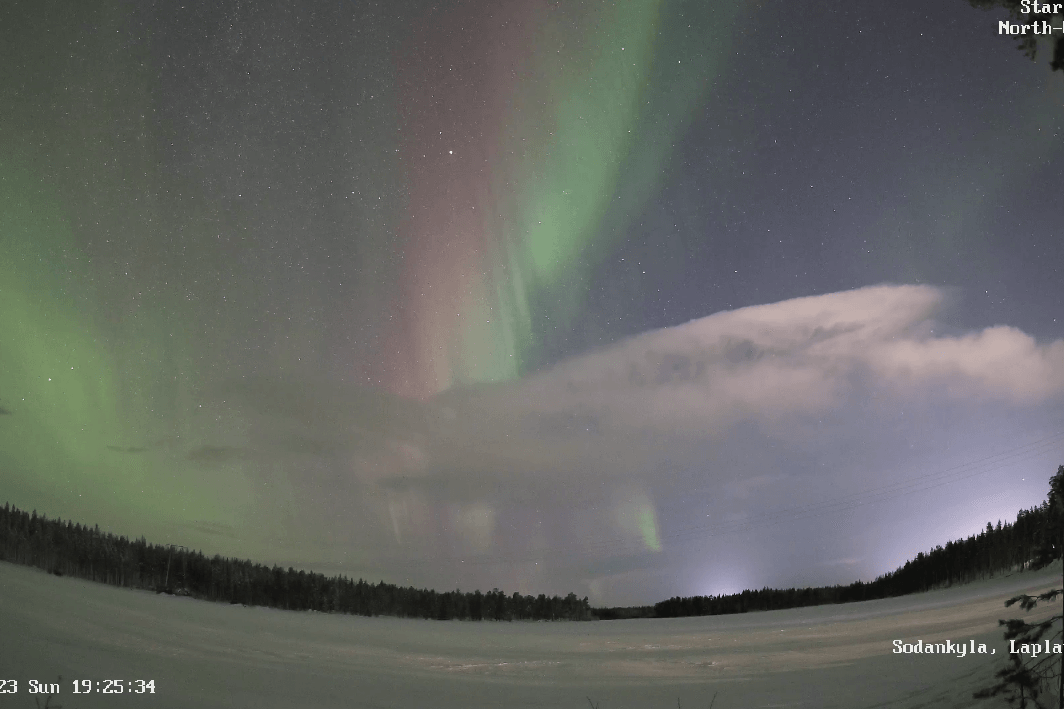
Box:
<box><xmin>868</xmin><ymin>325</ymin><xmax>1064</xmax><ymax>401</ymax></box>
<box><xmin>186</xmin><ymin>284</ymin><xmax>1064</xmax><ymax>593</ymax></box>
<box><xmin>179</xmin><ymin>520</ymin><xmax>241</xmax><ymax>540</ymax></box>
<box><xmin>488</xmin><ymin>284</ymin><xmax>1063</xmax><ymax>433</ymax></box>
<box><xmin>207</xmin><ymin>284</ymin><xmax>1064</xmax><ymax>500</ymax></box>
<box><xmin>187</xmin><ymin>445</ymin><xmax>246</xmax><ymax>464</ymax></box>
<box><xmin>107</xmin><ymin>445</ymin><xmax>147</xmax><ymax>454</ymax></box>
<box><xmin>357</xmin><ymin>285</ymin><xmax>1052</xmax><ymax>506</ymax></box>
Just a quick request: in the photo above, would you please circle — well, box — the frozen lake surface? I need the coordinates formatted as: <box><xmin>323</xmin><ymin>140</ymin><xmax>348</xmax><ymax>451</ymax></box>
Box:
<box><xmin>1</xmin><ymin>560</ymin><xmax>1060</xmax><ymax>708</ymax></box>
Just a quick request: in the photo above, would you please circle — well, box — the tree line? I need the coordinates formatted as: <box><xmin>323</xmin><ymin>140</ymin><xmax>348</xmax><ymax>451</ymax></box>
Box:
<box><xmin>653</xmin><ymin>465</ymin><xmax>1063</xmax><ymax>619</ymax></box>
<box><xmin>1</xmin><ymin>465</ymin><xmax>1060</xmax><ymax>623</ymax></box>
<box><xmin>0</xmin><ymin>505</ymin><xmax>591</xmax><ymax>621</ymax></box>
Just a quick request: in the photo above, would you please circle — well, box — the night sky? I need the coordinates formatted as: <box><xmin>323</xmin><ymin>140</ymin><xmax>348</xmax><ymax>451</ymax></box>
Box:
<box><xmin>2</xmin><ymin>0</ymin><xmax>1063</xmax><ymax>606</ymax></box>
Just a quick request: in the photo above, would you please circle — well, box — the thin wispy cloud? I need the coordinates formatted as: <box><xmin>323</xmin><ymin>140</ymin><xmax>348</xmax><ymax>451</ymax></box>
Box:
<box><xmin>107</xmin><ymin>445</ymin><xmax>147</xmax><ymax>454</ymax></box>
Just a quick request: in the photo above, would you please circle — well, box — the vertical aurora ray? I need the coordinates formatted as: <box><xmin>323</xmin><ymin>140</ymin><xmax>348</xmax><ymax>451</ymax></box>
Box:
<box><xmin>611</xmin><ymin>488</ymin><xmax>663</xmax><ymax>553</ymax></box>
<box><xmin>638</xmin><ymin>506</ymin><xmax>663</xmax><ymax>552</ymax></box>
<box><xmin>382</xmin><ymin>0</ymin><xmax>743</xmax><ymax>398</ymax></box>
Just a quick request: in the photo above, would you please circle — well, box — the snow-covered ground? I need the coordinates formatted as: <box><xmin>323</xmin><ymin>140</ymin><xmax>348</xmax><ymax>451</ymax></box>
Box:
<box><xmin>1</xmin><ymin>560</ymin><xmax>1060</xmax><ymax>709</ymax></box>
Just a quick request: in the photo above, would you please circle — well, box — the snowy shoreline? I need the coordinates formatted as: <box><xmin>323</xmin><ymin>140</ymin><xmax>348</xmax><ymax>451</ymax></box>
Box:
<box><xmin>2</xmin><ymin>559</ymin><xmax>1060</xmax><ymax>708</ymax></box>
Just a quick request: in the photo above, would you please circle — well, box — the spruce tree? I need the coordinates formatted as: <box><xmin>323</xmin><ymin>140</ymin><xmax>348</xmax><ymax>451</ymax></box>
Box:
<box><xmin>975</xmin><ymin>465</ymin><xmax>1063</xmax><ymax>709</ymax></box>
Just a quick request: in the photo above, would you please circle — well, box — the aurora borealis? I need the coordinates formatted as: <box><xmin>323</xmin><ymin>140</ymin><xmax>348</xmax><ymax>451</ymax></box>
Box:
<box><xmin>2</xmin><ymin>0</ymin><xmax>1063</xmax><ymax>605</ymax></box>
<box><xmin>382</xmin><ymin>0</ymin><xmax>738</xmax><ymax>397</ymax></box>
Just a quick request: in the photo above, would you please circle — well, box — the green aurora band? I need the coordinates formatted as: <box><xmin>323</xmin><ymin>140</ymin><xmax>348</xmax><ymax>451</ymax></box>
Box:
<box><xmin>390</xmin><ymin>0</ymin><xmax>743</xmax><ymax>398</ymax></box>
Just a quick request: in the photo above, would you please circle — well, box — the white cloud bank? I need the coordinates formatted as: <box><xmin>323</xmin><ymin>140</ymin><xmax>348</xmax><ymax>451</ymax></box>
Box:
<box><xmin>218</xmin><ymin>284</ymin><xmax>1062</xmax><ymax>474</ymax></box>
<box><xmin>488</xmin><ymin>284</ymin><xmax>1064</xmax><ymax>432</ymax></box>
<box><xmin>230</xmin><ymin>284</ymin><xmax>1063</xmax><ymax>499</ymax></box>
